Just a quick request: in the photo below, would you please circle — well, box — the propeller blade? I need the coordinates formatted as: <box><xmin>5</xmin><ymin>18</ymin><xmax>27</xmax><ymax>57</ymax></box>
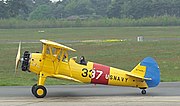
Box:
<box><xmin>15</xmin><ymin>42</ymin><xmax>21</xmax><ymax>74</ymax></box>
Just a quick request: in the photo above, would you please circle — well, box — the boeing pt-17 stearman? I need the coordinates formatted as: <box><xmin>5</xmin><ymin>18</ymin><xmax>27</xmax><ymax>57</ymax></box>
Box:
<box><xmin>15</xmin><ymin>39</ymin><xmax>160</xmax><ymax>98</ymax></box>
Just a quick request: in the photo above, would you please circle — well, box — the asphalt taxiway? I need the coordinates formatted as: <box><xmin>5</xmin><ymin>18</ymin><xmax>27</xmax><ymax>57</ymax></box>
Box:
<box><xmin>0</xmin><ymin>82</ymin><xmax>180</xmax><ymax>106</ymax></box>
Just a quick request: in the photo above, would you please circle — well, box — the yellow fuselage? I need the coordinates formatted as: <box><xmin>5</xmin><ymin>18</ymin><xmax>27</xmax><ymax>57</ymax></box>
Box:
<box><xmin>29</xmin><ymin>53</ymin><xmax>148</xmax><ymax>89</ymax></box>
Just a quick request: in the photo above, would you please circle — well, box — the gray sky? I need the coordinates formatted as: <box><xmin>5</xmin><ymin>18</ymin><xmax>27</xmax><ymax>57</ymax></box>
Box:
<box><xmin>51</xmin><ymin>0</ymin><xmax>60</xmax><ymax>2</ymax></box>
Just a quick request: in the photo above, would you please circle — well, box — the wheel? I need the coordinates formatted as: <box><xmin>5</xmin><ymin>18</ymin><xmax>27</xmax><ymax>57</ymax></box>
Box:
<box><xmin>33</xmin><ymin>85</ymin><xmax>47</xmax><ymax>98</ymax></box>
<box><xmin>141</xmin><ymin>89</ymin><xmax>146</xmax><ymax>94</ymax></box>
<box><xmin>31</xmin><ymin>84</ymin><xmax>37</xmax><ymax>95</ymax></box>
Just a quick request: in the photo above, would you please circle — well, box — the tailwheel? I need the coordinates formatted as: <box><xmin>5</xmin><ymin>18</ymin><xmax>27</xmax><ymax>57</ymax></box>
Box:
<box><xmin>141</xmin><ymin>89</ymin><xmax>146</xmax><ymax>94</ymax></box>
<box><xmin>33</xmin><ymin>85</ymin><xmax>47</xmax><ymax>98</ymax></box>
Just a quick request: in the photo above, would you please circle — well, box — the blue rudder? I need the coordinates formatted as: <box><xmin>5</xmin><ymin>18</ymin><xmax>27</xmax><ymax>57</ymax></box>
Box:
<box><xmin>140</xmin><ymin>57</ymin><xmax>160</xmax><ymax>88</ymax></box>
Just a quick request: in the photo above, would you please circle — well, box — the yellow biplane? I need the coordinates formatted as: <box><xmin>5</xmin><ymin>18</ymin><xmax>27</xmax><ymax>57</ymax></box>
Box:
<box><xmin>15</xmin><ymin>40</ymin><xmax>160</xmax><ymax>98</ymax></box>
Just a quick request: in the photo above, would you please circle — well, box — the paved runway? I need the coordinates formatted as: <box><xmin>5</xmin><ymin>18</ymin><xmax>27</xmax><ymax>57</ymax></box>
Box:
<box><xmin>0</xmin><ymin>82</ymin><xmax>180</xmax><ymax>106</ymax></box>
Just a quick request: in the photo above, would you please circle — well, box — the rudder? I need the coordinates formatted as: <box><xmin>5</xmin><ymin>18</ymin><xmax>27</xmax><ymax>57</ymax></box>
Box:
<box><xmin>140</xmin><ymin>57</ymin><xmax>160</xmax><ymax>88</ymax></box>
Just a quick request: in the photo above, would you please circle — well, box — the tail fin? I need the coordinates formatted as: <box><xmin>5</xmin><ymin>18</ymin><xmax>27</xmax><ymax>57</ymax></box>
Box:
<box><xmin>129</xmin><ymin>57</ymin><xmax>160</xmax><ymax>88</ymax></box>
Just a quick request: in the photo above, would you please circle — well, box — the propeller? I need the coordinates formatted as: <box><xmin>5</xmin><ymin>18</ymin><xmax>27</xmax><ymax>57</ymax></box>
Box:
<box><xmin>15</xmin><ymin>42</ymin><xmax>21</xmax><ymax>75</ymax></box>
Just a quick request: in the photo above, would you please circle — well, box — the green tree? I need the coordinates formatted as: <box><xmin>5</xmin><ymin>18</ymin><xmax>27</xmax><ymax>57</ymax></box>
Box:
<box><xmin>90</xmin><ymin>0</ymin><xmax>111</xmax><ymax>16</ymax></box>
<box><xmin>64</xmin><ymin>0</ymin><xmax>95</xmax><ymax>17</ymax></box>
<box><xmin>152</xmin><ymin>0</ymin><xmax>180</xmax><ymax>17</ymax></box>
<box><xmin>0</xmin><ymin>1</ymin><xmax>8</xmax><ymax>18</ymax></box>
<box><xmin>107</xmin><ymin>0</ymin><xmax>124</xmax><ymax>18</ymax></box>
<box><xmin>126</xmin><ymin>0</ymin><xmax>153</xmax><ymax>18</ymax></box>
<box><xmin>6</xmin><ymin>0</ymin><xmax>29</xmax><ymax>18</ymax></box>
<box><xmin>53</xmin><ymin>3</ymin><xmax>65</xmax><ymax>18</ymax></box>
<box><xmin>29</xmin><ymin>4</ymin><xmax>53</xmax><ymax>19</ymax></box>
<box><xmin>33</xmin><ymin>0</ymin><xmax>52</xmax><ymax>7</ymax></box>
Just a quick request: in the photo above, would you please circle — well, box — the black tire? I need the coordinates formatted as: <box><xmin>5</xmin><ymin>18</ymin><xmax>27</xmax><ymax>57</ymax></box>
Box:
<box><xmin>31</xmin><ymin>84</ymin><xmax>37</xmax><ymax>95</ymax></box>
<box><xmin>141</xmin><ymin>89</ymin><xmax>146</xmax><ymax>94</ymax></box>
<box><xmin>33</xmin><ymin>85</ymin><xmax>47</xmax><ymax>98</ymax></box>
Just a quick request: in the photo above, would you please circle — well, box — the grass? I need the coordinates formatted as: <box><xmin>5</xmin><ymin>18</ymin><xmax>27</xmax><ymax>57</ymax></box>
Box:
<box><xmin>0</xmin><ymin>26</ymin><xmax>180</xmax><ymax>86</ymax></box>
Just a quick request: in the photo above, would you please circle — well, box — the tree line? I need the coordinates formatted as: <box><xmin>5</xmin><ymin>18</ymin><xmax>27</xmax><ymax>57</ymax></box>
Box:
<box><xmin>0</xmin><ymin>0</ymin><xmax>180</xmax><ymax>20</ymax></box>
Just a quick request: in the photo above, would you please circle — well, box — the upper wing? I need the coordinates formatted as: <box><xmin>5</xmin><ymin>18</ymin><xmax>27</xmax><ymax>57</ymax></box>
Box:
<box><xmin>40</xmin><ymin>39</ymin><xmax>76</xmax><ymax>52</ymax></box>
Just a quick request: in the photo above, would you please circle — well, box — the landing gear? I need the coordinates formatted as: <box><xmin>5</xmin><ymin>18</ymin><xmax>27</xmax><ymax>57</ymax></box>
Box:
<box><xmin>31</xmin><ymin>72</ymin><xmax>48</xmax><ymax>98</ymax></box>
<box><xmin>31</xmin><ymin>84</ymin><xmax>37</xmax><ymax>95</ymax></box>
<box><xmin>141</xmin><ymin>89</ymin><xmax>146</xmax><ymax>94</ymax></box>
<box><xmin>31</xmin><ymin>84</ymin><xmax>47</xmax><ymax>98</ymax></box>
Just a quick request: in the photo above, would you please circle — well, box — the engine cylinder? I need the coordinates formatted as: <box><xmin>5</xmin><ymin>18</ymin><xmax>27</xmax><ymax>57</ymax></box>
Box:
<box><xmin>21</xmin><ymin>51</ymin><xmax>30</xmax><ymax>71</ymax></box>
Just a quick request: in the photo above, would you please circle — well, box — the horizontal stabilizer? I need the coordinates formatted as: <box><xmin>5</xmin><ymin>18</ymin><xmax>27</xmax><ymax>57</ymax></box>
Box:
<box><xmin>52</xmin><ymin>74</ymin><xmax>82</xmax><ymax>83</ymax></box>
<box><xmin>126</xmin><ymin>72</ymin><xmax>152</xmax><ymax>80</ymax></box>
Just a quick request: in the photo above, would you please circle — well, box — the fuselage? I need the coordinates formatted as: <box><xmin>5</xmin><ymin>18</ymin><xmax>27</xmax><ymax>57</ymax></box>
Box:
<box><xmin>26</xmin><ymin>53</ymin><xmax>148</xmax><ymax>89</ymax></box>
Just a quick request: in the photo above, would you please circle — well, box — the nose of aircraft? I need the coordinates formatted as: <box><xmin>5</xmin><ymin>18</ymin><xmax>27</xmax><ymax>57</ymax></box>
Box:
<box><xmin>21</xmin><ymin>51</ymin><xmax>31</xmax><ymax>71</ymax></box>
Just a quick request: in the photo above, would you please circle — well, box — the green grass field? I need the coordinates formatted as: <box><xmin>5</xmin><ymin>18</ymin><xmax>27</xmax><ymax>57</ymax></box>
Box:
<box><xmin>0</xmin><ymin>27</ymin><xmax>180</xmax><ymax>86</ymax></box>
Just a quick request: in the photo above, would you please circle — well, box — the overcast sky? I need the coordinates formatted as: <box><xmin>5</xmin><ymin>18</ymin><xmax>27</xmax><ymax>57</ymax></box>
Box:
<box><xmin>51</xmin><ymin>0</ymin><xmax>60</xmax><ymax>2</ymax></box>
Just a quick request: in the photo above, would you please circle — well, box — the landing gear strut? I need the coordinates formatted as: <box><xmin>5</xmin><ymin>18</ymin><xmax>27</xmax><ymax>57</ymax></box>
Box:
<box><xmin>31</xmin><ymin>84</ymin><xmax>47</xmax><ymax>98</ymax></box>
<box><xmin>141</xmin><ymin>89</ymin><xmax>146</xmax><ymax>94</ymax></box>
